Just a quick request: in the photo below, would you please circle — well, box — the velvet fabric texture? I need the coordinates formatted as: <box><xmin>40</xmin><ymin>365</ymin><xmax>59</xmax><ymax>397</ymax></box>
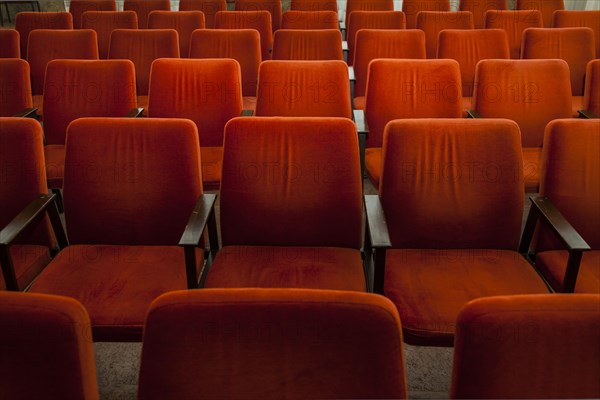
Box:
<box><xmin>0</xmin><ymin>59</ymin><xmax>32</xmax><ymax>117</ymax></box>
<box><xmin>346</xmin><ymin>11</ymin><xmax>406</xmax><ymax>66</ymax></box>
<box><xmin>553</xmin><ymin>10</ymin><xmax>600</xmax><ymax>57</ymax></box>
<box><xmin>179</xmin><ymin>0</ymin><xmax>226</xmax><ymax>28</ymax></box>
<box><xmin>214</xmin><ymin>11</ymin><xmax>273</xmax><ymax>61</ymax></box>
<box><xmin>459</xmin><ymin>0</ymin><xmax>507</xmax><ymax>28</ymax></box>
<box><xmin>138</xmin><ymin>289</ymin><xmax>407</xmax><ymax>399</ymax></box>
<box><xmin>255</xmin><ymin>60</ymin><xmax>352</xmax><ymax>118</ymax></box>
<box><xmin>15</xmin><ymin>11</ymin><xmax>73</xmax><ymax>59</ymax></box>
<box><xmin>123</xmin><ymin>0</ymin><xmax>170</xmax><ymax>29</ymax></box>
<box><xmin>516</xmin><ymin>0</ymin><xmax>564</xmax><ymax>27</ymax></box>
<box><xmin>416</xmin><ymin>11</ymin><xmax>474</xmax><ymax>59</ymax></box>
<box><xmin>272</xmin><ymin>29</ymin><xmax>343</xmax><ymax>60</ymax></box>
<box><xmin>148</xmin><ymin>11</ymin><xmax>205</xmax><ymax>58</ymax></box>
<box><xmin>379</xmin><ymin>119</ymin><xmax>549</xmax><ymax>345</ymax></box>
<box><xmin>235</xmin><ymin>0</ymin><xmax>282</xmax><ymax>31</ymax></box>
<box><xmin>27</xmin><ymin>29</ymin><xmax>99</xmax><ymax>95</ymax></box>
<box><xmin>81</xmin><ymin>11</ymin><xmax>138</xmax><ymax>59</ymax></box>
<box><xmin>0</xmin><ymin>292</ymin><xmax>98</xmax><ymax>399</ymax></box>
<box><xmin>0</xmin><ymin>29</ymin><xmax>20</xmax><ymax>58</ymax></box>
<box><xmin>69</xmin><ymin>0</ymin><xmax>116</xmax><ymax>29</ymax></box>
<box><xmin>484</xmin><ymin>10</ymin><xmax>543</xmax><ymax>59</ymax></box>
<box><xmin>583</xmin><ymin>59</ymin><xmax>600</xmax><ymax>115</ymax></box>
<box><xmin>402</xmin><ymin>0</ymin><xmax>449</xmax><ymax>28</ymax></box>
<box><xmin>148</xmin><ymin>58</ymin><xmax>243</xmax><ymax>189</ymax></box>
<box><xmin>345</xmin><ymin>0</ymin><xmax>393</xmax><ymax>25</ymax></box>
<box><xmin>451</xmin><ymin>294</ymin><xmax>600</xmax><ymax>398</ymax></box>
<box><xmin>290</xmin><ymin>0</ymin><xmax>338</xmax><ymax>12</ymax></box>
<box><xmin>281</xmin><ymin>10</ymin><xmax>339</xmax><ymax>29</ymax></box>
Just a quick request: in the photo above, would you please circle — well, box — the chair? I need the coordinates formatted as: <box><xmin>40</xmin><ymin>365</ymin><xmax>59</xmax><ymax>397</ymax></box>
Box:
<box><xmin>582</xmin><ymin>59</ymin><xmax>600</xmax><ymax>118</ymax></box>
<box><xmin>203</xmin><ymin>117</ymin><xmax>365</xmax><ymax>291</ymax></box>
<box><xmin>28</xmin><ymin>117</ymin><xmax>215</xmax><ymax>342</ymax></box>
<box><xmin>346</xmin><ymin>11</ymin><xmax>406</xmax><ymax>66</ymax></box>
<box><xmin>459</xmin><ymin>0</ymin><xmax>506</xmax><ymax>28</ymax></box>
<box><xmin>521</xmin><ymin>119</ymin><xmax>600</xmax><ymax>293</ymax></box>
<box><xmin>402</xmin><ymin>0</ymin><xmax>449</xmax><ymax>29</ymax></box>
<box><xmin>521</xmin><ymin>27</ymin><xmax>596</xmax><ymax>116</ymax></box>
<box><xmin>123</xmin><ymin>0</ymin><xmax>170</xmax><ymax>29</ymax></box>
<box><xmin>81</xmin><ymin>10</ymin><xmax>138</xmax><ymax>59</ymax></box>
<box><xmin>416</xmin><ymin>11</ymin><xmax>474</xmax><ymax>59</ymax></box>
<box><xmin>515</xmin><ymin>0</ymin><xmax>563</xmax><ymax>27</ymax></box>
<box><xmin>214</xmin><ymin>11</ymin><xmax>273</xmax><ymax>61</ymax></box>
<box><xmin>15</xmin><ymin>11</ymin><xmax>73</xmax><ymax>59</ymax></box>
<box><xmin>484</xmin><ymin>10</ymin><xmax>543</xmax><ymax>59</ymax></box>
<box><xmin>148</xmin><ymin>11</ymin><xmax>205</xmax><ymax>58</ymax></box>
<box><xmin>451</xmin><ymin>294</ymin><xmax>600</xmax><ymax>398</ymax></box>
<box><xmin>0</xmin><ymin>59</ymin><xmax>33</xmax><ymax>117</ymax></box>
<box><xmin>0</xmin><ymin>29</ymin><xmax>19</xmax><ymax>58</ymax></box>
<box><xmin>148</xmin><ymin>58</ymin><xmax>243</xmax><ymax>190</ymax></box>
<box><xmin>553</xmin><ymin>10</ymin><xmax>600</xmax><ymax>57</ymax></box>
<box><xmin>470</xmin><ymin>59</ymin><xmax>573</xmax><ymax>192</ymax></box>
<box><xmin>190</xmin><ymin>29</ymin><xmax>260</xmax><ymax>111</ymax></box>
<box><xmin>42</xmin><ymin>59</ymin><xmax>139</xmax><ymax>190</ymax></box>
<box><xmin>281</xmin><ymin>10</ymin><xmax>339</xmax><ymax>29</ymax></box>
<box><xmin>437</xmin><ymin>29</ymin><xmax>510</xmax><ymax>115</ymax></box>
<box><xmin>0</xmin><ymin>292</ymin><xmax>98</xmax><ymax>399</ymax></box>
<box><xmin>344</xmin><ymin>0</ymin><xmax>393</xmax><ymax>27</ymax></box>
<box><xmin>179</xmin><ymin>0</ymin><xmax>226</xmax><ymax>28</ymax></box>
<box><xmin>290</xmin><ymin>0</ymin><xmax>337</xmax><ymax>12</ymax></box>
<box><xmin>364</xmin><ymin>118</ymin><xmax>550</xmax><ymax>346</ymax></box>
<box><xmin>235</xmin><ymin>0</ymin><xmax>282</xmax><ymax>31</ymax></box>
<box><xmin>69</xmin><ymin>0</ymin><xmax>116</xmax><ymax>29</ymax></box>
<box><xmin>272</xmin><ymin>29</ymin><xmax>343</xmax><ymax>60</ymax></box>
<box><xmin>138</xmin><ymin>288</ymin><xmax>407</xmax><ymax>399</ymax></box>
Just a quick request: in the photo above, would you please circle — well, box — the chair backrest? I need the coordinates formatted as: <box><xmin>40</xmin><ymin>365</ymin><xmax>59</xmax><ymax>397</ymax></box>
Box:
<box><xmin>451</xmin><ymin>294</ymin><xmax>600</xmax><ymax>398</ymax></box>
<box><xmin>402</xmin><ymin>0</ymin><xmax>450</xmax><ymax>29</ymax></box>
<box><xmin>148</xmin><ymin>11</ymin><xmax>205</xmax><ymax>58</ymax></box>
<box><xmin>459</xmin><ymin>0</ymin><xmax>507</xmax><ymax>28</ymax></box>
<box><xmin>583</xmin><ymin>59</ymin><xmax>600</xmax><ymax>116</ymax></box>
<box><xmin>15</xmin><ymin>11</ymin><xmax>73</xmax><ymax>59</ymax></box>
<box><xmin>521</xmin><ymin>27</ymin><xmax>595</xmax><ymax>96</ymax></box>
<box><xmin>220</xmin><ymin>117</ymin><xmax>362</xmax><ymax>248</ymax></box>
<box><xmin>27</xmin><ymin>29</ymin><xmax>99</xmax><ymax>95</ymax></box>
<box><xmin>0</xmin><ymin>29</ymin><xmax>20</xmax><ymax>58</ymax></box>
<box><xmin>484</xmin><ymin>10</ymin><xmax>543</xmax><ymax>59</ymax></box>
<box><xmin>123</xmin><ymin>0</ymin><xmax>170</xmax><ymax>29</ymax></box>
<box><xmin>108</xmin><ymin>29</ymin><xmax>179</xmax><ymax>95</ymax></box>
<box><xmin>215</xmin><ymin>11</ymin><xmax>273</xmax><ymax>61</ymax></box>
<box><xmin>0</xmin><ymin>292</ymin><xmax>98</xmax><ymax>399</ymax></box>
<box><xmin>255</xmin><ymin>60</ymin><xmax>352</xmax><ymax>119</ymax></box>
<box><xmin>416</xmin><ymin>11</ymin><xmax>474</xmax><ymax>59</ymax></box>
<box><xmin>345</xmin><ymin>0</ymin><xmax>393</xmax><ymax>26</ymax></box>
<box><xmin>69</xmin><ymin>0</ymin><xmax>116</xmax><ymax>29</ymax></box>
<box><xmin>380</xmin><ymin>118</ymin><xmax>524</xmax><ymax>249</ymax></box>
<box><xmin>43</xmin><ymin>59</ymin><xmax>137</xmax><ymax>145</ymax></box>
<box><xmin>272</xmin><ymin>29</ymin><xmax>343</xmax><ymax>60</ymax></box>
<box><xmin>472</xmin><ymin>59</ymin><xmax>572</xmax><ymax>148</ymax></box>
<box><xmin>148</xmin><ymin>58</ymin><xmax>243</xmax><ymax>148</ymax></box>
<box><xmin>346</xmin><ymin>11</ymin><xmax>406</xmax><ymax>66</ymax></box>
<box><xmin>0</xmin><ymin>59</ymin><xmax>32</xmax><ymax>117</ymax></box>
<box><xmin>64</xmin><ymin>117</ymin><xmax>203</xmax><ymax>245</ymax></box>
<box><xmin>190</xmin><ymin>29</ymin><xmax>260</xmax><ymax>97</ymax></box>
<box><xmin>281</xmin><ymin>10</ymin><xmax>339</xmax><ymax>29</ymax></box>
<box><xmin>81</xmin><ymin>11</ymin><xmax>138</xmax><ymax>59</ymax></box>
<box><xmin>437</xmin><ymin>29</ymin><xmax>510</xmax><ymax>97</ymax></box>
<box><xmin>290</xmin><ymin>0</ymin><xmax>338</xmax><ymax>12</ymax></box>
<box><xmin>553</xmin><ymin>10</ymin><xmax>600</xmax><ymax>57</ymax></box>
<box><xmin>235</xmin><ymin>0</ymin><xmax>282</xmax><ymax>31</ymax></box>
<box><xmin>179</xmin><ymin>0</ymin><xmax>226</xmax><ymax>28</ymax></box>
<box><xmin>353</xmin><ymin>29</ymin><xmax>426</xmax><ymax>98</ymax></box>
<box><xmin>364</xmin><ymin>59</ymin><xmax>462</xmax><ymax>148</ymax></box>
<box><xmin>139</xmin><ymin>288</ymin><xmax>407</xmax><ymax>399</ymax></box>
<box><xmin>515</xmin><ymin>0</ymin><xmax>564</xmax><ymax>27</ymax></box>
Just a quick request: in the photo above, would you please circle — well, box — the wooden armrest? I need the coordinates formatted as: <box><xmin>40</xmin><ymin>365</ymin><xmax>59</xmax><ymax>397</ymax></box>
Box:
<box><xmin>466</xmin><ymin>109</ymin><xmax>481</xmax><ymax>119</ymax></box>
<box><xmin>127</xmin><ymin>108</ymin><xmax>144</xmax><ymax>118</ymax></box>
<box><xmin>342</xmin><ymin>40</ymin><xmax>348</xmax><ymax>52</ymax></box>
<box><xmin>339</xmin><ymin>21</ymin><xmax>346</xmax><ymax>31</ymax></box>
<box><xmin>578</xmin><ymin>109</ymin><xmax>599</xmax><ymax>119</ymax></box>
<box><xmin>364</xmin><ymin>195</ymin><xmax>391</xmax><ymax>293</ymax></box>
<box><xmin>241</xmin><ymin>109</ymin><xmax>254</xmax><ymax>116</ymax></box>
<box><xmin>348</xmin><ymin>65</ymin><xmax>355</xmax><ymax>82</ymax></box>
<box><xmin>353</xmin><ymin>109</ymin><xmax>368</xmax><ymax>135</ymax></box>
<box><xmin>12</xmin><ymin>108</ymin><xmax>38</xmax><ymax>118</ymax></box>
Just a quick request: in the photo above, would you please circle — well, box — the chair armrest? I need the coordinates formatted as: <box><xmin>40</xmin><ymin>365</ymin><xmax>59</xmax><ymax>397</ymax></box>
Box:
<box><xmin>241</xmin><ymin>109</ymin><xmax>254</xmax><ymax>116</ymax></box>
<box><xmin>578</xmin><ymin>109</ymin><xmax>599</xmax><ymax>119</ymax></box>
<box><xmin>342</xmin><ymin>40</ymin><xmax>348</xmax><ymax>52</ymax></box>
<box><xmin>348</xmin><ymin>65</ymin><xmax>355</xmax><ymax>82</ymax></box>
<box><xmin>127</xmin><ymin>108</ymin><xmax>144</xmax><ymax>118</ymax></box>
<box><xmin>339</xmin><ymin>21</ymin><xmax>346</xmax><ymax>31</ymax></box>
<box><xmin>12</xmin><ymin>108</ymin><xmax>38</xmax><ymax>118</ymax></box>
<box><xmin>353</xmin><ymin>109</ymin><xmax>368</xmax><ymax>135</ymax></box>
<box><xmin>466</xmin><ymin>109</ymin><xmax>481</xmax><ymax>119</ymax></box>
<box><xmin>364</xmin><ymin>195</ymin><xmax>391</xmax><ymax>293</ymax></box>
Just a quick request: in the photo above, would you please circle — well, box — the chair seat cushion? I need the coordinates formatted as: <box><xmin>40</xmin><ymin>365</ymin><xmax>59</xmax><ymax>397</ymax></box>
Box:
<box><xmin>28</xmin><ymin>245</ymin><xmax>198</xmax><ymax>341</ymax></box>
<box><xmin>523</xmin><ymin>147</ymin><xmax>542</xmax><ymax>193</ymax></box>
<box><xmin>44</xmin><ymin>144</ymin><xmax>66</xmax><ymax>189</ymax></box>
<box><xmin>462</xmin><ymin>96</ymin><xmax>472</xmax><ymax>118</ymax></box>
<box><xmin>137</xmin><ymin>95</ymin><xmax>149</xmax><ymax>111</ymax></box>
<box><xmin>32</xmin><ymin>94</ymin><xmax>43</xmax><ymax>118</ymax></box>
<box><xmin>1</xmin><ymin>245</ymin><xmax>51</xmax><ymax>290</ymax></box>
<box><xmin>353</xmin><ymin>96</ymin><xmax>366</xmax><ymax>110</ymax></box>
<box><xmin>201</xmin><ymin>146</ymin><xmax>223</xmax><ymax>190</ymax></box>
<box><xmin>537</xmin><ymin>250</ymin><xmax>600</xmax><ymax>293</ymax></box>
<box><xmin>384</xmin><ymin>249</ymin><xmax>549</xmax><ymax>346</ymax></box>
<box><xmin>243</xmin><ymin>96</ymin><xmax>257</xmax><ymax>112</ymax></box>
<box><xmin>572</xmin><ymin>95</ymin><xmax>583</xmax><ymax>117</ymax></box>
<box><xmin>365</xmin><ymin>147</ymin><xmax>382</xmax><ymax>187</ymax></box>
<box><xmin>205</xmin><ymin>246</ymin><xmax>366</xmax><ymax>291</ymax></box>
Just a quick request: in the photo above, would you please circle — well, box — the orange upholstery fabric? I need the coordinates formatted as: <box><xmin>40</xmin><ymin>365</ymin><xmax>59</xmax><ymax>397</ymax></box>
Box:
<box><xmin>179</xmin><ymin>0</ymin><xmax>226</xmax><ymax>28</ymax></box>
<box><xmin>235</xmin><ymin>0</ymin><xmax>282</xmax><ymax>31</ymax></box>
<box><xmin>0</xmin><ymin>292</ymin><xmax>98</xmax><ymax>399</ymax></box>
<box><xmin>459</xmin><ymin>0</ymin><xmax>507</xmax><ymax>28</ymax></box>
<box><xmin>346</xmin><ymin>11</ymin><xmax>406</xmax><ymax>66</ymax></box>
<box><xmin>0</xmin><ymin>29</ymin><xmax>20</xmax><ymax>58</ymax></box>
<box><xmin>345</xmin><ymin>0</ymin><xmax>393</xmax><ymax>25</ymax></box>
<box><xmin>553</xmin><ymin>10</ymin><xmax>600</xmax><ymax>57</ymax></box>
<box><xmin>281</xmin><ymin>10</ymin><xmax>339</xmax><ymax>29</ymax></box>
<box><xmin>123</xmin><ymin>0</ymin><xmax>170</xmax><ymax>29</ymax></box>
<box><xmin>69</xmin><ymin>0</ymin><xmax>116</xmax><ymax>29</ymax></box>
<box><xmin>402</xmin><ymin>0</ymin><xmax>449</xmax><ymax>29</ymax></box>
<box><xmin>451</xmin><ymin>294</ymin><xmax>600</xmax><ymax>398</ymax></box>
<box><xmin>516</xmin><ymin>0</ymin><xmax>563</xmax><ymax>27</ymax></box>
<box><xmin>537</xmin><ymin>251</ymin><xmax>599</xmax><ymax>293</ymax></box>
<box><xmin>108</xmin><ymin>29</ymin><xmax>179</xmax><ymax>96</ymax></box>
<box><xmin>417</xmin><ymin>11</ymin><xmax>474</xmax><ymax>59</ymax></box>
<box><xmin>27</xmin><ymin>29</ymin><xmax>99</xmax><ymax>95</ymax></box>
<box><xmin>290</xmin><ymin>0</ymin><xmax>338</xmax><ymax>12</ymax></box>
<box><xmin>255</xmin><ymin>60</ymin><xmax>352</xmax><ymax>118</ymax></box>
<box><xmin>272</xmin><ymin>29</ymin><xmax>343</xmax><ymax>60</ymax></box>
<box><xmin>3</xmin><ymin>245</ymin><xmax>51</xmax><ymax>291</ymax></box>
<box><xmin>138</xmin><ymin>289</ymin><xmax>407</xmax><ymax>399</ymax></box>
<box><xmin>0</xmin><ymin>59</ymin><xmax>32</xmax><ymax>117</ymax></box>
<box><xmin>82</xmin><ymin>11</ymin><xmax>138</xmax><ymax>59</ymax></box>
<box><xmin>484</xmin><ymin>10</ymin><xmax>543</xmax><ymax>59</ymax></box>
<box><xmin>148</xmin><ymin>11</ymin><xmax>205</xmax><ymax>58</ymax></box>
<box><xmin>214</xmin><ymin>11</ymin><xmax>273</xmax><ymax>61</ymax></box>
<box><xmin>583</xmin><ymin>59</ymin><xmax>600</xmax><ymax>115</ymax></box>
<box><xmin>15</xmin><ymin>11</ymin><xmax>73</xmax><ymax>59</ymax></box>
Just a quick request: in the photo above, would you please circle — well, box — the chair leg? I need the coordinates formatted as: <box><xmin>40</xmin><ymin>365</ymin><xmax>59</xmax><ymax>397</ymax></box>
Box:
<box><xmin>51</xmin><ymin>188</ymin><xmax>63</xmax><ymax>213</ymax></box>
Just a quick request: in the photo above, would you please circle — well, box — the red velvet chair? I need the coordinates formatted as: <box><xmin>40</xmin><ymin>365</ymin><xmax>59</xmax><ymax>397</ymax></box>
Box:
<box><xmin>290</xmin><ymin>0</ymin><xmax>338</xmax><ymax>12</ymax></box>
<box><xmin>459</xmin><ymin>0</ymin><xmax>507</xmax><ymax>28</ymax></box>
<box><xmin>346</xmin><ymin>11</ymin><xmax>406</xmax><ymax>66</ymax></box>
<box><xmin>0</xmin><ymin>59</ymin><xmax>34</xmax><ymax>117</ymax></box>
<box><xmin>364</xmin><ymin>118</ymin><xmax>550</xmax><ymax>346</ymax></box>
<box><xmin>344</xmin><ymin>0</ymin><xmax>393</xmax><ymax>28</ymax></box>
<box><xmin>281</xmin><ymin>10</ymin><xmax>339</xmax><ymax>29</ymax></box>
<box><xmin>235</xmin><ymin>0</ymin><xmax>282</xmax><ymax>31</ymax></box>
<box><xmin>214</xmin><ymin>10</ymin><xmax>273</xmax><ymax>61</ymax></box>
<box><xmin>28</xmin><ymin>117</ymin><xmax>216</xmax><ymax>341</ymax></box>
<box><xmin>402</xmin><ymin>0</ymin><xmax>449</xmax><ymax>29</ymax></box>
<box><xmin>148</xmin><ymin>11</ymin><xmax>205</xmax><ymax>58</ymax></box>
<box><xmin>179</xmin><ymin>0</ymin><xmax>226</xmax><ymax>28</ymax></box>
<box><xmin>272</xmin><ymin>29</ymin><xmax>343</xmax><ymax>60</ymax></box>
<box><xmin>123</xmin><ymin>0</ymin><xmax>170</xmax><ymax>29</ymax></box>
<box><xmin>553</xmin><ymin>10</ymin><xmax>600</xmax><ymax>57</ymax></box>
<box><xmin>69</xmin><ymin>0</ymin><xmax>116</xmax><ymax>29</ymax></box>
<box><xmin>15</xmin><ymin>11</ymin><xmax>73</xmax><ymax>59</ymax></box>
<box><xmin>0</xmin><ymin>292</ymin><xmax>98</xmax><ymax>399</ymax></box>
<box><xmin>484</xmin><ymin>10</ymin><xmax>543</xmax><ymax>59</ymax></box>
<box><xmin>516</xmin><ymin>0</ymin><xmax>564</xmax><ymax>27</ymax></box>
<box><xmin>581</xmin><ymin>59</ymin><xmax>600</xmax><ymax>118</ymax></box>
<box><xmin>81</xmin><ymin>11</ymin><xmax>138</xmax><ymax>59</ymax></box>
<box><xmin>203</xmin><ymin>117</ymin><xmax>365</xmax><ymax>291</ymax></box>
<box><xmin>451</xmin><ymin>294</ymin><xmax>600</xmax><ymax>398</ymax></box>
<box><xmin>139</xmin><ymin>289</ymin><xmax>407</xmax><ymax>399</ymax></box>
<box><xmin>0</xmin><ymin>29</ymin><xmax>20</xmax><ymax>58</ymax></box>
<box><xmin>416</xmin><ymin>11</ymin><xmax>474</xmax><ymax>59</ymax></box>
